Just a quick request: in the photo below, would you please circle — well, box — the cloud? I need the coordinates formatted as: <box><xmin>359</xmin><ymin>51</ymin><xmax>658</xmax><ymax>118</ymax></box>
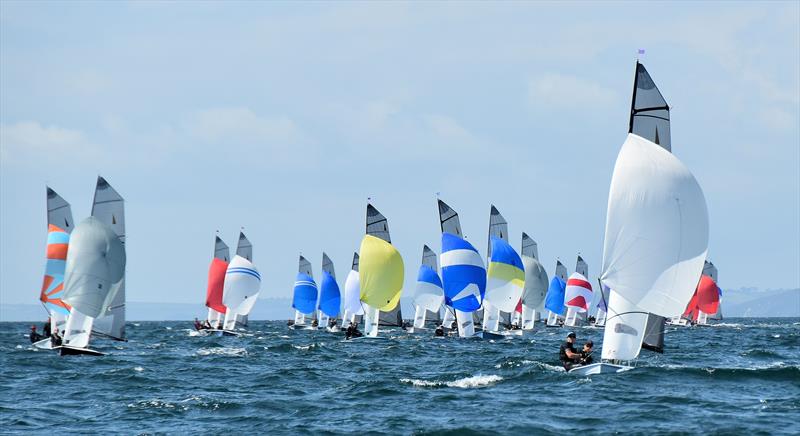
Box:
<box><xmin>527</xmin><ymin>73</ymin><xmax>617</xmax><ymax>108</ymax></box>
<box><xmin>184</xmin><ymin>107</ymin><xmax>302</xmax><ymax>145</ymax></box>
<box><xmin>423</xmin><ymin>114</ymin><xmax>476</xmax><ymax>144</ymax></box>
<box><xmin>0</xmin><ymin>121</ymin><xmax>99</xmax><ymax>164</ymax></box>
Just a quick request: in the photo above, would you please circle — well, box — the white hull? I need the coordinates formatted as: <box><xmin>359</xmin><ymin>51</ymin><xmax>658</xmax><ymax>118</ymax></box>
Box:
<box><xmin>568</xmin><ymin>363</ymin><xmax>632</xmax><ymax>376</ymax></box>
<box><xmin>32</xmin><ymin>338</ymin><xmax>54</xmax><ymax>350</ymax></box>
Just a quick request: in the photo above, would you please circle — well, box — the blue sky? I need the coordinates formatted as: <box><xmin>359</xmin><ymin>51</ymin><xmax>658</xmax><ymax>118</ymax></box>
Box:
<box><xmin>1</xmin><ymin>1</ymin><xmax>798</xmax><ymax>308</ymax></box>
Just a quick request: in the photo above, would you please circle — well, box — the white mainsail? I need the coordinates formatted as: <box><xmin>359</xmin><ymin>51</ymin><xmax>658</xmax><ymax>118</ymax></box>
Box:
<box><xmin>61</xmin><ymin>217</ymin><xmax>126</xmax><ymax>350</ymax></box>
<box><xmin>89</xmin><ymin>176</ymin><xmax>126</xmax><ymax>341</ymax></box>
<box><xmin>342</xmin><ymin>252</ymin><xmax>363</xmax><ymax>324</ymax></box>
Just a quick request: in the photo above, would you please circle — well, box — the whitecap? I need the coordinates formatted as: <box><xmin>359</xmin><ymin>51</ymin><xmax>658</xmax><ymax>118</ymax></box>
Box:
<box><xmin>400</xmin><ymin>374</ymin><xmax>503</xmax><ymax>389</ymax></box>
<box><xmin>134</xmin><ymin>366</ymin><xmax>144</xmax><ymax>372</ymax></box>
<box><xmin>196</xmin><ymin>347</ymin><xmax>247</xmax><ymax>357</ymax></box>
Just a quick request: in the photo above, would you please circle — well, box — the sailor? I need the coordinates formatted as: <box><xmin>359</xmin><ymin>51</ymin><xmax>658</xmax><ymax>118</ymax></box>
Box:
<box><xmin>350</xmin><ymin>323</ymin><xmax>363</xmax><ymax>339</ymax></box>
<box><xmin>51</xmin><ymin>329</ymin><xmax>62</xmax><ymax>347</ymax></box>
<box><xmin>345</xmin><ymin>322</ymin><xmax>355</xmax><ymax>339</ymax></box>
<box><xmin>311</xmin><ymin>318</ymin><xmax>319</xmax><ymax>328</ymax></box>
<box><xmin>450</xmin><ymin>320</ymin><xmax>458</xmax><ymax>331</ymax></box>
<box><xmin>559</xmin><ymin>332</ymin><xmax>582</xmax><ymax>370</ymax></box>
<box><xmin>580</xmin><ymin>341</ymin><xmax>594</xmax><ymax>365</ymax></box>
<box><xmin>329</xmin><ymin>318</ymin><xmax>337</xmax><ymax>328</ymax></box>
<box><xmin>193</xmin><ymin>318</ymin><xmax>204</xmax><ymax>331</ymax></box>
<box><xmin>29</xmin><ymin>325</ymin><xmax>43</xmax><ymax>343</ymax></box>
<box><xmin>434</xmin><ymin>325</ymin><xmax>445</xmax><ymax>337</ymax></box>
<box><xmin>43</xmin><ymin>318</ymin><xmax>52</xmax><ymax>338</ymax></box>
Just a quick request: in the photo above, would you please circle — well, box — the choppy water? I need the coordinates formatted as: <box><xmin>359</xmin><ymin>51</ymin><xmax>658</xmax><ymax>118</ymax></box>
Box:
<box><xmin>1</xmin><ymin>318</ymin><xmax>798</xmax><ymax>434</ymax></box>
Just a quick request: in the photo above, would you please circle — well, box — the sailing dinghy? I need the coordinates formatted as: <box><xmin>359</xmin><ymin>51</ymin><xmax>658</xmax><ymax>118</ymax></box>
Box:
<box><xmin>437</xmin><ymin>199</ymin><xmax>462</xmax><ymax>332</ymax></box>
<box><xmin>341</xmin><ymin>252</ymin><xmax>364</xmax><ymax>327</ymax></box>
<box><xmin>89</xmin><ymin>177</ymin><xmax>127</xmax><ymax>342</ymax></box>
<box><xmin>358</xmin><ymin>204</ymin><xmax>404</xmax><ymax>338</ymax></box>
<box><xmin>58</xmin><ymin>217</ymin><xmax>126</xmax><ymax>356</ymax></box>
<box><xmin>204</xmin><ymin>235</ymin><xmax>230</xmax><ymax>330</ymax></box>
<box><xmin>319</xmin><ymin>253</ymin><xmax>342</xmax><ymax>332</ymax></box>
<box><xmin>410</xmin><ymin>245</ymin><xmax>444</xmax><ymax>333</ymax></box>
<box><xmin>483</xmin><ymin>235</ymin><xmax>526</xmax><ymax>339</ymax></box>
<box><xmin>570</xmin><ymin>61</ymin><xmax>708</xmax><ymax>375</ymax></box>
<box><xmin>34</xmin><ymin>187</ymin><xmax>75</xmax><ymax>350</ymax></box>
<box><xmin>291</xmin><ymin>255</ymin><xmax>318</xmax><ymax>329</ymax></box>
<box><xmin>519</xmin><ymin>233</ymin><xmax>548</xmax><ymax>333</ymax></box>
<box><xmin>563</xmin><ymin>272</ymin><xmax>593</xmax><ymax>327</ymax></box>
<box><xmin>214</xmin><ymin>232</ymin><xmax>261</xmax><ymax>336</ymax></box>
<box><xmin>544</xmin><ymin>261</ymin><xmax>568</xmax><ymax>326</ymax></box>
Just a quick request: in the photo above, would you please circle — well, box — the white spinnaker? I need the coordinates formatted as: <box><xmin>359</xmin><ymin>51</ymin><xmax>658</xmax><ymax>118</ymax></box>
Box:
<box><xmin>343</xmin><ymin>269</ymin><xmax>364</xmax><ymax>316</ymax></box>
<box><xmin>521</xmin><ymin>256</ymin><xmax>548</xmax><ymax>308</ymax></box>
<box><xmin>601</xmin><ymin>289</ymin><xmax>648</xmax><ymax>361</ymax></box>
<box><xmin>61</xmin><ymin>217</ymin><xmax>126</xmax><ymax>348</ymax></box>
<box><xmin>90</xmin><ymin>176</ymin><xmax>126</xmax><ymax>340</ymax></box>
<box><xmin>600</xmin><ymin>134</ymin><xmax>708</xmax><ymax>317</ymax></box>
<box><xmin>222</xmin><ymin>255</ymin><xmax>261</xmax><ymax>330</ymax></box>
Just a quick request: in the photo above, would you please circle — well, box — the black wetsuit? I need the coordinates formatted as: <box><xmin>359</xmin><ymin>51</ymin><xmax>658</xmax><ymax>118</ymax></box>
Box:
<box><xmin>581</xmin><ymin>351</ymin><xmax>594</xmax><ymax>365</ymax></box>
<box><xmin>29</xmin><ymin>332</ymin><xmax>43</xmax><ymax>343</ymax></box>
<box><xmin>559</xmin><ymin>341</ymin><xmax>579</xmax><ymax>370</ymax></box>
<box><xmin>434</xmin><ymin>326</ymin><xmax>445</xmax><ymax>337</ymax></box>
<box><xmin>43</xmin><ymin>323</ymin><xmax>51</xmax><ymax>338</ymax></box>
<box><xmin>350</xmin><ymin>328</ymin><xmax>362</xmax><ymax>339</ymax></box>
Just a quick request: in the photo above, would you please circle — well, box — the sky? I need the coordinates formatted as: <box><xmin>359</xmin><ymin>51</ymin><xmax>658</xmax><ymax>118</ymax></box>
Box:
<box><xmin>1</xmin><ymin>1</ymin><xmax>798</xmax><ymax>309</ymax></box>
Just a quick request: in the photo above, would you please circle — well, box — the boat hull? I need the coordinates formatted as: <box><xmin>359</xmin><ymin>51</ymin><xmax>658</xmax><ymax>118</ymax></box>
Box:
<box><xmin>56</xmin><ymin>345</ymin><xmax>105</xmax><ymax>356</ymax></box>
<box><xmin>205</xmin><ymin>329</ymin><xmax>241</xmax><ymax>337</ymax></box>
<box><xmin>32</xmin><ymin>338</ymin><xmax>53</xmax><ymax>350</ymax></box>
<box><xmin>568</xmin><ymin>363</ymin><xmax>631</xmax><ymax>376</ymax></box>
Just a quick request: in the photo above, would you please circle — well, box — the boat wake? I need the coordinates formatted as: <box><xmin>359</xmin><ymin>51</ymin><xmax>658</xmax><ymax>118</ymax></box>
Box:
<box><xmin>196</xmin><ymin>347</ymin><xmax>247</xmax><ymax>357</ymax></box>
<box><xmin>400</xmin><ymin>374</ymin><xmax>503</xmax><ymax>389</ymax></box>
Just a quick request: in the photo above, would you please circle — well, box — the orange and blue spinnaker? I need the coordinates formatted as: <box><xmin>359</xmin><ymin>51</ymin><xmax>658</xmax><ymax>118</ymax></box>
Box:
<box><xmin>39</xmin><ymin>224</ymin><xmax>71</xmax><ymax>315</ymax></box>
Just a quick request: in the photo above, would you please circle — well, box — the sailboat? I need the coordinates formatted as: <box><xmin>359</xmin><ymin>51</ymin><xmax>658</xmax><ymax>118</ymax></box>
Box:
<box><xmin>341</xmin><ymin>252</ymin><xmax>363</xmax><ymax>327</ymax></box>
<box><xmin>204</xmin><ymin>236</ymin><xmax>230</xmax><ymax>329</ymax></box>
<box><xmin>703</xmin><ymin>261</ymin><xmax>723</xmax><ymax>321</ymax></box>
<box><xmin>410</xmin><ymin>245</ymin><xmax>444</xmax><ymax>333</ymax></box>
<box><xmin>482</xmin><ymin>205</ymin><xmax>518</xmax><ymax>335</ymax></box>
<box><xmin>519</xmin><ymin>233</ymin><xmax>548</xmax><ymax>332</ymax></box>
<box><xmin>373</xmin><ymin>208</ymin><xmax>404</xmax><ymax>329</ymax></box>
<box><xmin>563</xmin><ymin>272</ymin><xmax>593</xmax><ymax>326</ymax></box>
<box><xmin>680</xmin><ymin>270</ymin><xmax>721</xmax><ymax>326</ymax></box>
<box><xmin>291</xmin><ymin>255</ymin><xmax>318</xmax><ymax>329</ymax></box>
<box><xmin>33</xmin><ymin>187</ymin><xmax>75</xmax><ymax>350</ymax></box>
<box><xmin>358</xmin><ymin>204</ymin><xmax>404</xmax><ymax>338</ymax></box>
<box><xmin>483</xmin><ymin>235</ymin><xmax>525</xmax><ymax>339</ymax></box>
<box><xmin>319</xmin><ymin>253</ymin><xmax>342</xmax><ymax>332</ymax></box>
<box><xmin>570</xmin><ymin>60</ymin><xmax>709</xmax><ymax>375</ymax></box>
<box><xmin>544</xmin><ymin>260</ymin><xmax>568</xmax><ymax>326</ymax></box>
<box><xmin>437</xmin><ymin>199</ymin><xmax>462</xmax><ymax>331</ymax></box>
<box><xmin>216</xmin><ymin>232</ymin><xmax>261</xmax><ymax>335</ymax></box>
<box><xmin>58</xmin><ymin>216</ymin><xmax>126</xmax><ymax>356</ymax></box>
<box><xmin>564</xmin><ymin>256</ymin><xmax>590</xmax><ymax>326</ymax></box>
<box><xmin>89</xmin><ymin>177</ymin><xmax>127</xmax><ymax>342</ymax></box>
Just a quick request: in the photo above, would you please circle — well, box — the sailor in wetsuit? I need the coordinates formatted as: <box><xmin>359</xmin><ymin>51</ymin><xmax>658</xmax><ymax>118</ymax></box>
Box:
<box><xmin>51</xmin><ymin>329</ymin><xmax>62</xmax><ymax>347</ymax></box>
<box><xmin>43</xmin><ymin>318</ymin><xmax>52</xmax><ymax>338</ymax></box>
<box><xmin>559</xmin><ymin>331</ymin><xmax>582</xmax><ymax>370</ymax></box>
<box><xmin>580</xmin><ymin>341</ymin><xmax>594</xmax><ymax>365</ymax></box>
<box><xmin>345</xmin><ymin>322</ymin><xmax>362</xmax><ymax>340</ymax></box>
<box><xmin>29</xmin><ymin>325</ymin><xmax>43</xmax><ymax>343</ymax></box>
<box><xmin>434</xmin><ymin>325</ymin><xmax>445</xmax><ymax>337</ymax></box>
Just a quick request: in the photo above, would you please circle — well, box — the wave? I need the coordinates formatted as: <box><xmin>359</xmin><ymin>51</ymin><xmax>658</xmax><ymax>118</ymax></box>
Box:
<box><xmin>400</xmin><ymin>374</ymin><xmax>503</xmax><ymax>389</ymax></box>
<box><xmin>196</xmin><ymin>347</ymin><xmax>247</xmax><ymax>357</ymax></box>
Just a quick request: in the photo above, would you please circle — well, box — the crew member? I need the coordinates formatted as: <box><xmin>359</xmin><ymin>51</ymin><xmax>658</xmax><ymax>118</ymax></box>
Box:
<box><xmin>434</xmin><ymin>325</ymin><xmax>445</xmax><ymax>337</ymax></box>
<box><xmin>559</xmin><ymin>332</ymin><xmax>582</xmax><ymax>370</ymax></box>
<box><xmin>29</xmin><ymin>325</ymin><xmax>43</xmax><ymax>343</ymax></box>
<box><xmin>580</xmin><ymin>341</ymin><xmax>594</xmax><ymax>365</ymax></box>
<box><xmin>194</xmin><ymin>318</ymin><xmax>204</xmax><ymax>330</ymax></box>
<box><xmin>51</xmin><ymin>329</ymin><xmax>62</xmax><ymax>347</ymax></box>
<box><xmin>43</xmin><ymin>318</ymin><xmax>52</xmax><ymax>338</ymax></box>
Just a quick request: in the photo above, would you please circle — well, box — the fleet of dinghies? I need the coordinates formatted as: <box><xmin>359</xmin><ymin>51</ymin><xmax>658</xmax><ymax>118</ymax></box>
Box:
<box><xmin>30</xmin><ymin>60</ymin><xmax>720</xmax><ymax>369</ymax></box>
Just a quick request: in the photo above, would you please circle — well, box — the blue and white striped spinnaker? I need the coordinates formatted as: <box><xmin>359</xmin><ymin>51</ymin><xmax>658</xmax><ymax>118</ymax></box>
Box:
<box><xmin>292</xmin><ymin>273</ymin><xmax>318</xmax><ymax>315</ymax></box>
<box><xmin>440</xmin><ymin>232</ymin><xmax>485</xmax><ymax>313</ymax></box>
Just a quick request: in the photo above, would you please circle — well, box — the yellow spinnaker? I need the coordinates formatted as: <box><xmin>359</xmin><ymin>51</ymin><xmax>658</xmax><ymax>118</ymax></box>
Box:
<box><xmin>359</xmin><ymin>234</ymin><xmax>404</xmax><ymax>311</ymax></box>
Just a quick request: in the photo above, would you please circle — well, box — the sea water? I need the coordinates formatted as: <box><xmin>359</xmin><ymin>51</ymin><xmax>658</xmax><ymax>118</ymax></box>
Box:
<box><xmin>1</xmin><ymin>318</ymin><xmax>797</xmax><ymax>434</ymax></box>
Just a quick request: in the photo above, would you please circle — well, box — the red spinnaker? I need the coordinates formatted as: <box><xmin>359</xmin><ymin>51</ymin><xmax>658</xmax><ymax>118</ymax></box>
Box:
<box><xmin>697</xmin><ymin>275</ymin><xmax>720</xmax><ymax>315</ymax></box>
<box><xmin>206</xmin><ymin>258</ymin><xmax>228</xmax><ymax>313</ymax></box>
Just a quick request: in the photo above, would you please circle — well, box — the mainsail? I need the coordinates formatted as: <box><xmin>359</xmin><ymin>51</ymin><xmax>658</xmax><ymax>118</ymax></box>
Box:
<box><xmin>89</xmin><ymin>176</ymin><xmax>126</xmax><ymax>341</ymax></box>
<box><xmin>438</xmin><ymin>199</ymin><xmax>463</xmax><ymax>237</ymax></box>
<box><xmin>318</xmin><ymin>253</ymin><xmax>341</xmax><ymax>323</ymax></box>
<box><xmin>61</xmin><ymin>217</ymin><xmax>126</xmax><ymax>349</ymax></box>
<box><xmin>359</xmin><ymin>204</ymin><xmax>404</xmax><ymax>336</ymax></box>
<box><xmin>600</xmin><ymin>134</ymin><xmax>709</xmax><ymax>361</ymax></box>
<box><xmin>629</xmin><ymin>61</ymin><xmax>671</xmax><ymax>152</ymax></box>
<box><xmin>206</xmin><ymin>236</ymin><xmax>229</xmax><ymax>326</ymax></box>
<box><xmin>486</xmin><ymin>205</ymin><xmax>508</xmax><ymax>258</ymax></box>
<box><xmin>520</xmin><ymin>233</ymin><xmax>548</xmax><ymax>328</ymax></box>
<box><xmin>342</xmin><ymin>252</ymin><xmax>363</xmax><ymax>323</ymax></box>
<box><xmin>40</xmin><ymin>187</ymin><xmax>74</xmax><ymax>334</ymax></box>
<box><xmin>221</xmin><ymin>255</ymin><xmax>261</xmax><ymax>330</ymax></box>
<box><xmin>236</xmin><ymin>232</ymin><xmax>253</xmax><ymax>262</ymax></box>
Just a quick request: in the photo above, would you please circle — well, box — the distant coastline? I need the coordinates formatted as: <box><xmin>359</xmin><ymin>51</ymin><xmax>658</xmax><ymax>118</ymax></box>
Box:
<box><xmin>2</xmin><ymin>288</ymin><xmax>797</xmax><ymax>322</ymax></box>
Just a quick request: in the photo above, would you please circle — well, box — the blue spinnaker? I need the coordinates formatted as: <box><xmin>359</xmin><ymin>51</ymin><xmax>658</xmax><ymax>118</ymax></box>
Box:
<box><xmin>318</xmin><ymin>271</ymin><xmax>341</xmax><ymax>318</ymax></box>
<box><xmin>292</xmin><ymin>272</ymin><xmax>318</xmax><ymax>315</ymax></box>
<box><xmin>544</xmin><ymin>276</ymin><xmax>566</xmax><ymax>315</ymax></box>
<box><xmin>440</xmin><ymin>232</ymin><xmax>485</xmax><ymax>312</ymax></box>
